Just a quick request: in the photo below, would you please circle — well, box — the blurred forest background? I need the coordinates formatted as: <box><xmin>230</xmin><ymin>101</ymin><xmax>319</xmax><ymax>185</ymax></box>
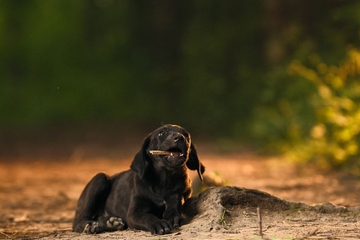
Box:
<box><xmin>1</xmin><ymin>0</ymin><xmax>360</xmax><ymax>173</ymax></box>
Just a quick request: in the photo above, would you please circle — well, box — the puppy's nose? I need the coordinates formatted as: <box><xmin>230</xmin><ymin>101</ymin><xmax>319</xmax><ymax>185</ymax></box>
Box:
<box><xmin>173</xmin><ymin>133</ymin><xmax>184</xmax><ymax>143</ymax></box>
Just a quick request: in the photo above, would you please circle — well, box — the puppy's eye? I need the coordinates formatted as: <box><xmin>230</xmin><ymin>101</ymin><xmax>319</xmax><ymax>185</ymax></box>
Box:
<box><xmin>158</xmin><ymin>131</ymin><xmax>165</xmax><ymax>137</ymax></box>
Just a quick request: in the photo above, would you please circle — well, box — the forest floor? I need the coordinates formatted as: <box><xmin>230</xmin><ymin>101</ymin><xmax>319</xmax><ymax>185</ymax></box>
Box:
<box><xmin>0</xmin><ymin>141</ymin><xmax>360</xmax><ymax>239</ymax></box>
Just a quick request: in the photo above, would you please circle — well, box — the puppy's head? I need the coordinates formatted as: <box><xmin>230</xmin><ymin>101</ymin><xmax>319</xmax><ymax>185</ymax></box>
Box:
<box><xmin>131</xmin><ymin>124</ymin><xmax>205</xmax><ymax>181</ymax></box>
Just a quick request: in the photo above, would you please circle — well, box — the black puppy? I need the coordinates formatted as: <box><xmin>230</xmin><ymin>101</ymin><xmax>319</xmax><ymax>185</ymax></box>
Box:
<box><xmin>72</xmin><ymin>124</ymin><xmax>205</xmax><ymax>235</ymax></box>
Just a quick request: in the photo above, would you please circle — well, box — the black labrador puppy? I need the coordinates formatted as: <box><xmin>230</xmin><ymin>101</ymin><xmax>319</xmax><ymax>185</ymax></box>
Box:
<box><xmin>72</xmin><ymin>124</ymin><xmax>205</xmax><ymax>235</ymax></box>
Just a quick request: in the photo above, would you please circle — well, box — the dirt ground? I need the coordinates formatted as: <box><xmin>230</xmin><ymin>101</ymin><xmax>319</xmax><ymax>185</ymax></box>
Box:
<box><xmin>1</xmin><ymin>143</ymin><xmax>360</xmax><ymax>239</ymax></box>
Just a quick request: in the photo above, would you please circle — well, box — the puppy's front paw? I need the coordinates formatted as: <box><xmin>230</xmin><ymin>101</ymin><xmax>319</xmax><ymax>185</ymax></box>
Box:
<box><xmin>106</xmin><ymin>217</ymin><xmax>126</xmax><ymax>230</ymax></box>
<box><xmin>83</xmin><ymin>221</ymin><xmax>103</xmax><ymax>234</ymax></box>
<box><xmin>168</xmin><ymin>215</ymin><xmax>182</xmax><ymax>229</ymax></box>
<box><xmin>151</xmin><ymin>219</ymin><xmax>172</xmax><ymax>235</ymax></box>
<box><xmin>164</xmin><ymin>211</ymin><xmax>182</xmax><ymax>229</ymax></box>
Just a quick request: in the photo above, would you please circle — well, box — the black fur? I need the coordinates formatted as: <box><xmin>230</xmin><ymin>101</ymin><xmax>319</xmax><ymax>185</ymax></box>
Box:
<box><xmin>72</xmin><ymin>124</ymin><xmax>205</xmax><ymax>235</ymax></box>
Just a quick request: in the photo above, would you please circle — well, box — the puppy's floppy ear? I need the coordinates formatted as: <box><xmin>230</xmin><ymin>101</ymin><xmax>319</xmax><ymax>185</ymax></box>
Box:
<box><xmin>186</xmin><ymin>143</ymin><xmax>205</xmax><ymax>182</ymax></box>
<box><xmin>130</xmin><ymin>135</ymin><xmax>151</xmax><ymax>179</ymax></box>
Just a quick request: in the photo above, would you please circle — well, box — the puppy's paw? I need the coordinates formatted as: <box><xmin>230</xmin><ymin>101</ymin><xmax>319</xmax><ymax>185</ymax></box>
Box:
<box><xmin>164</xmin><ymin>211</ymin><xmax>182</xmax><ymax>229</ymax></box>
<box><xmin>151</xmin><ymin>219</ymin><xmax>172</xmax><ymax>235</ymax></box>
<box><xmin>106</xmin><ymin>217</ymin><xmax>126</xmax><ymax>230</ymax></box>
<box><xmin>83</xmin><ymin>221</ymin><xmax>103</xmax><ymax>234</ymax></box>
<box><xmin>168</xmin><ymin>215</ymin><xmax>182</xmax><ymax>229</ymax></box>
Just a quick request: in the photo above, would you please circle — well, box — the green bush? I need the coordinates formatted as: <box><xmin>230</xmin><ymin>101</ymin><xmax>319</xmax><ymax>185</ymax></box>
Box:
<box><xmin>285</xmin><ymin>48</ymin><xmax>360</xmax><ymax>174</ymax></box>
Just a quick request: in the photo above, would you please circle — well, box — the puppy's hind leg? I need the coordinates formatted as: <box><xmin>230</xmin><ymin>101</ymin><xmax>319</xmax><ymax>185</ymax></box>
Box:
<box><xmin>72</xmin><ymin>173</ymin><xmax>111</xmax><ymax>233</ymax></box>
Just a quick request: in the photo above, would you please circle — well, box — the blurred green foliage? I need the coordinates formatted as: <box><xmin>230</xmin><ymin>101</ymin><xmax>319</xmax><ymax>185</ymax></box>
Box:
<box><xmin>285</xmin><ymin>49</ymin><xmax>360</xmax><ymax>173</ymax></box>
<box><xmin>1</xmin><ymin>0</ymin><xmax>360</xmax><ymax>170</ymax></box>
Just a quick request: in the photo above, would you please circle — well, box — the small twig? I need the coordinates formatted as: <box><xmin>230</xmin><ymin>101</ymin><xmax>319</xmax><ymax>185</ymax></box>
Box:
<box><xmin>149</xmin><ymin>150</ymin><xmax>172</xmax><ymax>155</ymax></box>
<box><xmin>298</xmin><ymin>228</ymin><xmax>319</xmax><ymax>240</ymax></box>
<box><xmin>0</xmin><ymin>232</ymin><xmax>11</xmax><ymax>239</ymax></box>
<box><xmin>257</xmin><ymin>207</ymin><xmax>263</xmax><ymax>237</ymax></box>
